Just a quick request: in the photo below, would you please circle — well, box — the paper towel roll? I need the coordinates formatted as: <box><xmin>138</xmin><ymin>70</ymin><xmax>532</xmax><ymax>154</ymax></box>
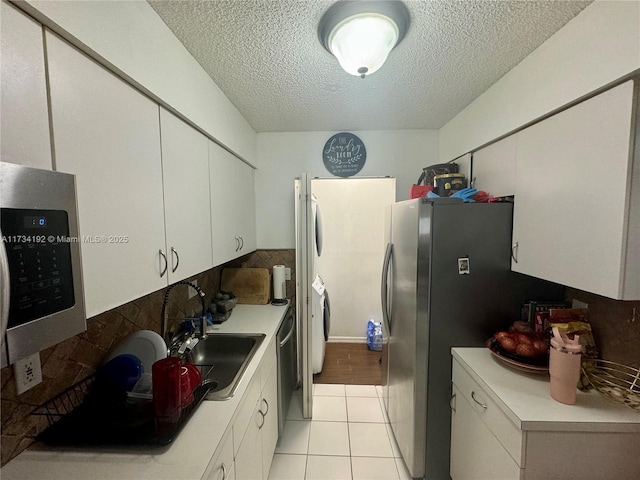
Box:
<box><xmin>273</xmin><ymin>265</ymin><xmax>286</xmax><ymax>300</ymax></box>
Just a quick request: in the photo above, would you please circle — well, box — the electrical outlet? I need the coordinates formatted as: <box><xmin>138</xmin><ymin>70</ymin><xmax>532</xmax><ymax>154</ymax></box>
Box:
<box><xmin>188</xmin><ymin>280</ymin><xmax>198</xmax><ymax>299</ymax></box>
<box><xmin>14</xmin><ymin>352</ymin><xmax>43</xmax><ymax>395</ymax></box>
<box><xmin>285</xmin><ymin>268</ymin><xmax>291</xmax><ymax>281</ymax></box>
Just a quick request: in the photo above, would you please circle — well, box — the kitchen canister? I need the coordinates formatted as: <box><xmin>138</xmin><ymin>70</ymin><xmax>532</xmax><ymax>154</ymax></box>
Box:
<box><xmin>433</xmin><ymin>173</ymin><xmax>467</xmax><ymax>197</ymax></box>
<box><xmin>549</xmin><ymin>327</ymin><xmax>582</xmax><ymax>404</ymax></box>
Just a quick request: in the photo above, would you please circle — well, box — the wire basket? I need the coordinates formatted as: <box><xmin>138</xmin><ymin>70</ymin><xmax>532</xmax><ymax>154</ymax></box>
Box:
<box><xmin>582</xmin><ymin>359</ymin><xmax>640</xmax><ymax>412</ymax></box>
<box><xmin>32</xmin><ymin>375</ymin><xmax>96</xmax><ymax>426</ymax></box>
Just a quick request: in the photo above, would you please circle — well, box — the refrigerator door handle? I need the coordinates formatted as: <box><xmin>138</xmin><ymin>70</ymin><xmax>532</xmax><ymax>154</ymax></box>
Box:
<box><xmin>511</xmin><ymin>242</ymin><xmax>519</xmax><ymax>263</ymax></box>
<box><xmin>381</xmin><ymin>242</ymin><xmax>393</xmax><ymax>333</ymax></box>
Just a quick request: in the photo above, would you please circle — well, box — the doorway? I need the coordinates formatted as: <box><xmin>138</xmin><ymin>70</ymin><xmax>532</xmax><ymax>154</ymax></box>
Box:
<box><xmin>310</xmin><ymin>177</ymin><xmax>395</xmax><ymax>386</ymax></box>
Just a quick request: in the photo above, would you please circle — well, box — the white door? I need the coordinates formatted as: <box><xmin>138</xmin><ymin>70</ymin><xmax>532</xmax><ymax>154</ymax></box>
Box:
<box><xmin>294</xmin><ymin>175</ymin><xmax>314</xmax><ymax>419</ymax></box>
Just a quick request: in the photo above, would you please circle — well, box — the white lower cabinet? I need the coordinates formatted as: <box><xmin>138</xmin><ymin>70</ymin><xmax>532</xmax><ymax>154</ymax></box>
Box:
<box><xmin>234</xmin><ymin>341</ymin><xmax>278</xmax><ymax>480</ymax></box>
<box><xmin>203</xmin><ymin>428</ymin><xmax>235</xmax><ymax>480</ymax></box>
<box><xmin>260</xmin><ymin>364</ymin><xmax>278</xmax><ymax>480</ymax></box>
<box><xmin>451</xmin><ymin>353</ymin><xmax>640</xmax><ymax>480</ymax></box>
<box><xmin>235</xmin><ymin>399</ymin><xmax>264</xmax><ymax>480</ymax></box>
<box><xmin>203</xmin><ymin>340</ymin><xmax>278</xmax><ymax>480</ymax></box>
<box><xmin>450</xmin><ymin>385</ymin><xmax>521</xmax><ymax>480</ymax></box>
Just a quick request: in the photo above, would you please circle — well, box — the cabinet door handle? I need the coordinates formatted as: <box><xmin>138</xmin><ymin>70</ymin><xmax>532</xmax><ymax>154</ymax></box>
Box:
<box><xmin>471</xmin><ymin>391</ymin><xmax>487</xmax><ymax>409</ymax></box>
<box><xmin>159</xmin><ymin>249</ymin><xmax>168</xmax><ymax>277</ymax></box>
<box><xmin>257</xmin><ymin>409</ymin><xmax>265</xmax><ymax>429</ymax></box>
<box><xmin>239</xmin><ymin>236</ymin><xmax>244</xmax><ymax>250</ymax></box>
<box><xmin>261</xmin><ymin>398</ymin><xmax>269</xmax><ymax>416</ymax></box>
<box><xmin>235</xmin><ymin>237</ymin><xmax>240</xmax><ymax>252</ymax></box>
<box><xmin>220</xmin><ymin>462</ymin><xmax>227</xmax><ymax>480</ymax></box>
<box><xmin>511</xmin><ymin>242</ymin><xmax>519</xmax><ymax>264</ymax></box>
<box><xmin>171</xmin><ymin>247</ymin><xmax>180</xmax><ymax>273</ymax></box>
<box><xmin>450</xmin><ymin>393</ymin><xmax>456</xmax><ymax>412</ymax></box>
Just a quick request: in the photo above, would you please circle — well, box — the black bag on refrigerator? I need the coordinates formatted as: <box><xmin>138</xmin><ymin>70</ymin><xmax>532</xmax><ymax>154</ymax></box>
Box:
<box><xmin>417</xmin><ymin>163</ymin><xmax>459</xmax><ymax>186</ymax></box>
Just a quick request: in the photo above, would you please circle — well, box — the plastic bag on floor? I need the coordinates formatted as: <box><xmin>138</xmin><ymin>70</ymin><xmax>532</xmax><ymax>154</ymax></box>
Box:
<box><xmin>366</xmin><ymin>320</ymin><xmax>383</xmax><ymax>352</ymax></box>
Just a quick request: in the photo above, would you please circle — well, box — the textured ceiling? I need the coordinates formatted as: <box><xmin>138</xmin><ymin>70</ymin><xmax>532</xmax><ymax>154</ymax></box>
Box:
<box><xmin>147</xmin><ymin>0</ymin><xmax>592</xmax><ymax>133</ymax></box>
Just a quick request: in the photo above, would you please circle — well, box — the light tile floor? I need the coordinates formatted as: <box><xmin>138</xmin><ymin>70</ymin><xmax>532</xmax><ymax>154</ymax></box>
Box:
<box><xmin>268</xmin><ymin>384</ymin><xmax>412</xmax><ymax>480</ymax></box>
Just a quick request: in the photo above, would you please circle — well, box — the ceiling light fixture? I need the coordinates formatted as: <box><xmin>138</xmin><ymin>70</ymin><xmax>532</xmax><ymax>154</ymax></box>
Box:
<box><xmin>318</xmin><ymin>0</ymin><xmax>410</xmax><ymax>79</ymax></box>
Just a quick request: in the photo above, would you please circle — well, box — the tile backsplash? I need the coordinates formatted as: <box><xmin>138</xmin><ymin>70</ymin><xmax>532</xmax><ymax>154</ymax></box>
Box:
<box><xmin>566</xmin><ymin>288</ymin><xmax>640</xmax><ymax>368</ymax></box>
<box><xmin>0</xmin><ymin>249</ymin><xmax>295</xmax><ymax>466</ymax></box>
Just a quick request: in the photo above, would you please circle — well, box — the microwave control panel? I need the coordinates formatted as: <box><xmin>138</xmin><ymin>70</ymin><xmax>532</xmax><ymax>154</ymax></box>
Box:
<box><xmin>1</xmin><ymin>208</ymin><xmax>75</xmax><ymax>328</ymax></box>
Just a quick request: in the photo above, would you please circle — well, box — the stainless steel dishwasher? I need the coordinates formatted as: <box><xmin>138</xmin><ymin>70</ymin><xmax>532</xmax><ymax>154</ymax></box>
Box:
<box><xmin>276</xmin><ymin>306</ymin><xmax>296</xmax><ymax>438</ymax></box>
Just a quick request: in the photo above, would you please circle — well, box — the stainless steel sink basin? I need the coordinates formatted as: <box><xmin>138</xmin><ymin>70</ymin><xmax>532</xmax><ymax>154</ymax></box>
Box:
<box><xmin>188</xmin><ymin>333</ymin><xmax>265</xmax><ymax>400</ymax></box>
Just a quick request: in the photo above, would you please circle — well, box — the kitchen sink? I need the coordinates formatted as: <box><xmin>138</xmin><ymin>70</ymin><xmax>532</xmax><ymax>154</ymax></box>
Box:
<box><xmin>187</xmin><ymin>333</ymin><xmax>265</xmax><ymax>400</ymax></box>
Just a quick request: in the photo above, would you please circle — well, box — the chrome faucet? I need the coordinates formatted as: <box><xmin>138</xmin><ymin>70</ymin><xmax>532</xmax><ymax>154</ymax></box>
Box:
<box><xmin>161</xmin><ymin>280</ymin><xmax>208</xmax><ymax>355</ymax></box>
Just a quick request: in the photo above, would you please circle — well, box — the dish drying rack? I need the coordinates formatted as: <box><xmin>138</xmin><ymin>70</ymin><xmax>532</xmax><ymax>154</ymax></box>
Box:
<box><xmin>582</xmin><ymin>359</ymin><xmax>640</xmax><ymax>412</ymax></box>
<box><xmin>31</xmin><ymin>372</ymin><xmax>209</xmax><ymax>446</ymax></box>
<box><xmin>31</xmin><ymin>375</ymin><xmax>96</xmax><ymax>426</ymax></box>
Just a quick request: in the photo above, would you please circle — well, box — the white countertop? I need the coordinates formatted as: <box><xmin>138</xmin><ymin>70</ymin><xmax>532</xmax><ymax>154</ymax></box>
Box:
<box><xmin>452</xmin><ymin>348</ymin><xmax>640</xmax><ymax>433</ymax></box>
<box><xmin>1</xmin><ymin>303</ymin><xmax>291</xmax><ymax>480</ymax></box>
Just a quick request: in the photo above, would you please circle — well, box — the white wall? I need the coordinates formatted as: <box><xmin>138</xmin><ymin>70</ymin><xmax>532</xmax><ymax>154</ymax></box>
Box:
<box><xmin>20</xmin><ymin>0</ymin><xmax>256</xmax><ymax>164</ymax></box>
<box><xmin>255</xmin><ymin>130</ymin><xmax>438</xmax><ymax>248</ymax></box>
<box><xmin>439</xmin><ymin>0</ymin><xmax>640</xmax><ymax>162</ymax></box>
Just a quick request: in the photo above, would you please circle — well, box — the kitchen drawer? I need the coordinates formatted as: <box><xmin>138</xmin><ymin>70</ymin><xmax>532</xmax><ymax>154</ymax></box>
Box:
<box><xmin>232</xmin><ymin>373</ymin><xmax>260</xmax><ymax>455</ymax></box>
<box><xmin>451</xmin><ymin>385</ymin><xmax>522</xmax><ymax>480</ymax></box>
<box><xmin>452</xmin><ymin>359</ymin><xmax>523</xmax><ymax>466</ymax></box>
<box><xmin>202</xmin><ymin>427</ymin><xmax>234</xmax><ymax>480</ymax></box>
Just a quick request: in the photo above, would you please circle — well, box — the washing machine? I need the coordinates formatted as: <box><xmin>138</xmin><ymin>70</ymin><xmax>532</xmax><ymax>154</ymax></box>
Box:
<box><xmin>311</xmin><ymin>275</ymin><xmax>330</xmax><ymax>374</ymax></box>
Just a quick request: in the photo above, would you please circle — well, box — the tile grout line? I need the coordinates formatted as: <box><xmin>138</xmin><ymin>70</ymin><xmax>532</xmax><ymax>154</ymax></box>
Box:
<box><xmin>280</xmin><ymin>383</ymin><xmax>393</xmax><ymax>480</ymax></box>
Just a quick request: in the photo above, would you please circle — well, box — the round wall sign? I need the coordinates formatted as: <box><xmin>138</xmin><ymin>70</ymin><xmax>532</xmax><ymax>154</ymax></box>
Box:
<box><xmin>322</xmin><ymin>132</ymin><xmax>366</xmax><ymax>177</ymax></box>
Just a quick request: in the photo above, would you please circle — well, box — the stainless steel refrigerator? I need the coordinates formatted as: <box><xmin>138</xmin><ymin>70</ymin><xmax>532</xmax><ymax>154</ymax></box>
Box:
<box><xmin>380</xmin><ymin>198</ymin><xmax>563</xmax><ymax>479</ymax></box>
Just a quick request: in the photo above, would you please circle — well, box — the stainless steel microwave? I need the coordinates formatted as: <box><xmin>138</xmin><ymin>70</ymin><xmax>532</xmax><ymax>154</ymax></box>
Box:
<box><xmin>0</xmin><ymin>162</ymin><xmax>86</xmax><ymax>367</ymax></box>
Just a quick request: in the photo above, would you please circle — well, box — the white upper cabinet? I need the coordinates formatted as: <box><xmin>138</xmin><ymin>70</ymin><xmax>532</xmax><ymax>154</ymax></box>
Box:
<box><xmin>453</xmin><ymin>153</ymin><xmax>472</xmax><ymax>188</ymax></box>
<box><xmin>47</xmin><ymin>32</ymin><xmax>167</xmax><ymax>317</ymax></box>
<box><xmin>472</xmin><ymin>134</ymin><xmax>517</xmax><ymax>197</ymax></box>
<box><xmin>512</xmin><ymin>80</ymin><xmax>639</xmax><ymax>300</ymax></box>
<box><xmin>159</xmin><ymin>108</ymin><xmax>213</xmax><ymax>283</ymax></box>
<box><xmin>209</xmin><ymin>141</ymin><xmax>257</xmax><ymax>266</ymax></box>
<box><xmin>236</xmin><ymin>161</ymin><xmax>257</xmax><ymax>255</ymax></box>
<box><xmin>0</xmin><ymin>2</ymin><xmax>51</xmax><ymax>169</ymax></box>
<box><xmin>209</xmin><ymin>141</ymin><xmax>239</xmax><ymax>265</ymax></box>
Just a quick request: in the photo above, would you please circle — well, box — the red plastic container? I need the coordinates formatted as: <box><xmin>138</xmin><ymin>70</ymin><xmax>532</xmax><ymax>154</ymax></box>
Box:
<box><xmin>152</xmin><ymin>357</ymin><xmax>182</xmax><ymax>424</ymax></box>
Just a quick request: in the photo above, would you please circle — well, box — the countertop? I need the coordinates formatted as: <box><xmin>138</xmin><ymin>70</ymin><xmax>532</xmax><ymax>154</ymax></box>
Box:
<box><xmin>452</xmin><ymin>347</ymin><xmax>640</xmax><ymax>432</ymax></box>
<box><xmin>0</xmin><ymin>303</ymin><xmax>291</xmax><ymax>480</ymax></box>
